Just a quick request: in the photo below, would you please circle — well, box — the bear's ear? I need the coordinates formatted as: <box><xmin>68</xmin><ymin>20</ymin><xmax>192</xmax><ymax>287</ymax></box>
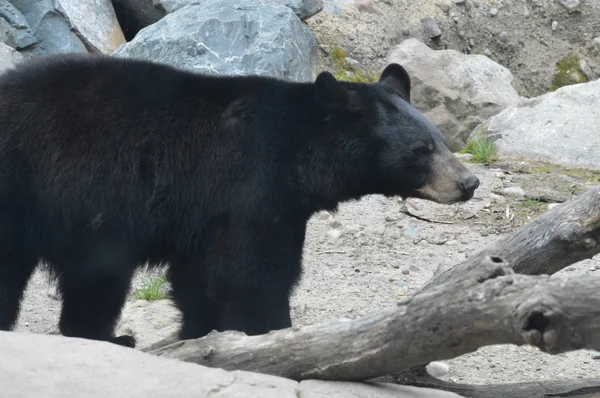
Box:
<box><xmin>379</xmin><ymin>63</ymin><xmax>411</xmax><ymax>103</ymax></box>
<box><xmin>315</xmin><ymin>71</ymin><xmax>353</xmax><ymax>115</ymax></box>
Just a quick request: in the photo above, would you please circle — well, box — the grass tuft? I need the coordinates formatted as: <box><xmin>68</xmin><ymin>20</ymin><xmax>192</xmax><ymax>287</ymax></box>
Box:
<box><xmin>460</xmin><ymin>131</ymin><xmax>498</xmax><ymax>164</ymax></box>
<box><xmin>133</xmin><ymin>275</ymin><xmax>168</xmax><ymax>301</ymax></box>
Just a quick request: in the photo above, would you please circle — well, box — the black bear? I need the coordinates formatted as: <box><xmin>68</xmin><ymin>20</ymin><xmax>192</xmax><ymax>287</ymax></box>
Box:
<box><xmin>0</xmin><ymin>54</ymin><xmax>479</xmax><ymax>347</ymax></box>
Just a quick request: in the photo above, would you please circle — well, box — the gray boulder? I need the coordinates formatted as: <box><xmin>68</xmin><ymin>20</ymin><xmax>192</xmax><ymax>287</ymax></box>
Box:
<box><xmin>469</xmin><ymin>79</ymin><xmax>600</xmax><ymax>171</ymax></box>
<box><xmin>11</xmin><ymin>0</ymin><xmax>126</xmax><ymax>56</ymax></box>
<box><xmin>1</xmin><ymin>330</ymin><xmax>462</xmax><ymax>398</ymax></box>
<box><xmin>0</xmin><ymin>41</ymin><xmax>22</xmax><ymax>74</ymax></box>
<box><xmin>0</xmin><ymin>1</ymin><xmax>37</xmax><ymax>50</ymax></box>
<box><xmin>156</xmin><ymin>0</ymin><xmax>323</xmax><ymax>20</ymax></box>
<box><xmin>114</xmin><ymin>0</ymin><xmax>318</xmax><ymax>82</ymax></box>
<box><xmin>386</xmin><ymin>38</ymin><xmax>520</xmax><ymax>152</ymax></box>
<box><xmin>273</xmin><ymin>0</ymin><xmax>324</xmax><ymax>20</ymax></box>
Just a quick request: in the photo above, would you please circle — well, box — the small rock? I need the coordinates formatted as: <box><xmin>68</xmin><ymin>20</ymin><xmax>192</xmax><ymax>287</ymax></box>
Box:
<box><xmin>548</xmin><ymin>203</ymin><xmax>560</xmax><ymax>210</ymax></box>
<box><xmin>402</xmin><ymin>27</ymin><xmax>410</xmax><ymax>36</ymax></box>
<box><xmin>469</xmin><ymin>38</ymin><xmax>475</xmax><ymax>47</ymax></box>
<box><xmin>327</xmin><ymin>229</ymin><xmax>342</xmax><ymax>240</ymax></box>
<box><xmin>454</xmin><ymin>0</ymin><xmax>465</xmax><ymax>4</ymax></box>
<box><xmin>384</xmin><ymin>215</ymin><xmax>397</xmax><ymax>222</ymax></box>
<box><xmin>427</xmin><ymin>361</ymin><xmax>450</xmax><ymax>378</ymax></box>
<box><xmin>489</xmin><ymin>7</ymin><xmax>498</xmax><ymax>16</ymax></box>
<box><xmin>579</xmin><ymin>60</ymin><xmax>594</xmax><ymax>81</ymax></box>
<box><xmin>295</xmin><ymin>303</ymin><xmax>308</xmax><ymax>315</ymax></box>
<box><xmin>402</xmin><ymin>269</ymin><xmax>410</xmax><ymax>275</ymax></box>
<box><xmin>345</xmin><ymin>57</ymin><xmax>361</xmax><ymax>69</ymax></box>
<box><xmin>501</xmin><ymin>186</ymin><xmax>525</xmax><ymax>199</ymax></box>
<box><xmin>496</xmin><ymin>171</ymin><xmax>507</xmax><ymax>179</ymax></box>
<box><xmin>594</xmin><ymin>37</ymin><xmax>600</xmax><ymax>46</ymax></box>
<box><xmin>558</xmin><ymin>0</ymin><xmax>580</xmax><ymax>12</ymax></box>
<box><xmin>455</xmin><ymin>153</ymin><xmax>474</xmax><ymax>160</ymax></box>
<box><xmin>329</xmin><ymin>219</ymin><xmax>342</xmax><ymax>228</ymax></box>
<box><xmin>484</xmin><ymin>48</ymin><xmax>492</xmax><ymax>56</ymax></box>
<box><xmin>499</xmin><ymin>31</ymin><xmax>509</xmax><ymax>43</ymax></box>
<box><xmin>316</xmin><ymin>211</ymin><xmax>330</xmax><ymax>220</ymax></box>
<box><xmin>421</xmin><ymin>17</ymin><xmax>442</xmax><ymax>39</ymax></box>
<box><xmin>552</xmin><ymin>20</ymin><xmax>558</xmax><ymax>31</ymax></box>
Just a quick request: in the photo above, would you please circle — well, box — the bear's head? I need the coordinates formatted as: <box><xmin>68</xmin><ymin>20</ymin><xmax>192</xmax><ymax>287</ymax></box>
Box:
<box><xmin>314</xmin><ymin>63</ymin><xmax>480</xmax><ymax>205</ymax></box>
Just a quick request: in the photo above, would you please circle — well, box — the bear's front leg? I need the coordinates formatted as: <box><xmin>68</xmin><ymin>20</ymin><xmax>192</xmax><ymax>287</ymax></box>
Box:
<box><xmin>205</xmin><ymin>218</ymin><xmax>304</xmax><ymax>336</ymax></box>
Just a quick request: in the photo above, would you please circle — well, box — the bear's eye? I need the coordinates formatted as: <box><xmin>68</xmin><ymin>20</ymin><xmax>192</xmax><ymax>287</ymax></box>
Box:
<box><xmin>414</xmin><ymin>142</ymin><xmax>434</xmax><ymax>155</ymax></box>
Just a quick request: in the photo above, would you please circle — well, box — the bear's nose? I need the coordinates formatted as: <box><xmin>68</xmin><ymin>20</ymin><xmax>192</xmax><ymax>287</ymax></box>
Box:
<box><xmin>460</xmin><ymin>174</ymin><xmax>480</xmax><ymax>193</ymax></box>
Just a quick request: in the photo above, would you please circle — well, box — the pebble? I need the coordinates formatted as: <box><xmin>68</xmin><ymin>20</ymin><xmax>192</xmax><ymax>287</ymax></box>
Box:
<box><xmin>594</xmin><ymin>37</ymin><xmax>600</xmax><ymax>46</ymax></box>
<box><xmin>329</xmin><ymin>219</ymin><xmax>342</xmax><ymax>229</ymax></box>
<box><xmin>402</xmin><ymin>27</ymin><xmax>410</xmax><ymax>36</ymax></box>
<box><xmin>558</xmin><ymin>0</ymin><xmax>581</xmax><ymax>12</ymax></box>
<box><xmin>345</xmin><ymin>57</ymin><xmax>361</xmax><ymax>69</ymax></box>
<box><xmin>454</xmin><ymin>0</ymin><xmax>465</xmax><ymax>4</ymax></box>
<box><xmin>489</xmin><ymin>7</ymin><xmax>498</xmax><ymax>16</ymax></box>
<box><xmin>484</xmin><ymin>48</ymin><xmax>492</xmax><ymax>56</ymax></box>
<box><xmin>469</xmin><ymin>38</ymin><xmax>475</xmax><ymax>47</ymax></box>
<box><xmin>579</xmin><ymin>60</ymin><xmax>593</xmax><ymax>81</ymax></box>
<box><xmin>402</xmin><ymin>269</ymin><xmax>410</xmax><ymax>275</ymax></box>
<box><xmin>327</xmin><ymin>229</ymin><xmax>342</xmax><ymax>240</ymax></box>
<box><xmin>501</xmin><ymin>186</ymin><xmax>526</xmax><ymax>199</ymax></box>
<box><xmin>421</xmin><ymin>17</ymin><xmax>442</xmax><ymax>39</ymax></box>
<box><xmin>552</xmin><ymin>21</ymin><xmax>558</xmax><ymax>31</ymax></box>
<box><xmin>499</xmin><ymin>31</ymin><xmax>509</xmax><ymax>43</ymax></box>
<box><xmin>456</xmin><ymin>153</ymin><xmax>474</xmax><ymax>160</ymax></box>
<box><xmin>427</xmin><ymin>362</ymin><xmax>450</xmax><ymax>377</ymax></box>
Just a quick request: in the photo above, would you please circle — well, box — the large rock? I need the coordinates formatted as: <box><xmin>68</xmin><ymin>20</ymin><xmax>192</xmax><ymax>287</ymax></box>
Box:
<box><xmin>0</xmin><ymin>41</ymin><xmax>22</xmax><ymax>73</ymax></box>
<box><xmin>469</xmin><ymin>79</ymin><xmax>600</xmax><ymax>171</ymax></box>
<box><xmin>0</xmin><ymin>1</ymin><xmax>37</xmax><ymax>50</ymax></box>
<box><xmin>386</xmin><ymin>38</ymin><xmax>520</xmax><ymax>152</ymax></box>
<box><xmin>111</xmin><ymin>0</ymin><xmax>166</xmax><ymax>41</ymax></box>
<box><xmin>273</xmin><ymin>0</ymin><xmax>324</xmax><ymax>20</ymax></box>
<box><xmin>114</xmin><ymin>0</ymin><xmax>318</xmax><ymax>82</ymax></box>
<box><xmin>1</xmin><ymin>331</ymin><xmax>462</xmax><ymax>398</ymax></box>
<box><xmin>11</xmin><ymin>0</ymin><xmax>126</xmax><ymax>55</ymax></box>
<box><xmin>155</xmin><ymin>0</ymin><xmax>323</xmax><ymax>20</ymax></box>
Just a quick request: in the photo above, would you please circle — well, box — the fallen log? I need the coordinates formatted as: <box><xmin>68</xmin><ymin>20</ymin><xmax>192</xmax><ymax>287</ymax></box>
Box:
<box><xmin>423</xmin><ymin>184</ymin><xmax>600</xmax><ymax>291</ymax></box>
<box><xmin>145</xmin><ymin>257</ymin><xmax>600</xmax><ymax>382</ymax></box>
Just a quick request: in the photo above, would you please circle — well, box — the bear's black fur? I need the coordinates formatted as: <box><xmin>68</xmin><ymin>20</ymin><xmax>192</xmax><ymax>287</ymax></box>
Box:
<box><xmin>0</xmin><ymin>54</ymin><xmax>479</xmax><ymax>347</ymax></box>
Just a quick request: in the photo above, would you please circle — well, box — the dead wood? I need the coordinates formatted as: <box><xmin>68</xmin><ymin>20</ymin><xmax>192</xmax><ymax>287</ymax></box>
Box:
<box><xmin>144</xmin><ymin>257</ymin><xmax>600</xmax><ymax>382</ymax></box>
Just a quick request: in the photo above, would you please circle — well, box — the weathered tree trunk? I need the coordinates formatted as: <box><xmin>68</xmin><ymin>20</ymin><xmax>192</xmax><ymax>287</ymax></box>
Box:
<box><xmin>146</xmin><ymin>257</ymin><xmax>600</xmax><ymax>382</ymax></box>
<box><xmin>423</xmin><ymin>184</ymin><xmax>600</xmax><ymax>291</ymax></box>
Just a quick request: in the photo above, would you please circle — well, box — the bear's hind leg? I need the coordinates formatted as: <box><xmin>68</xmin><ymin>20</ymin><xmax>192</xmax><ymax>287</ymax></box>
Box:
<box><xmin>56</xmin><ymin>244</ymin><xmax>137</xmax><ymax>347</ymax></box>
<box><xmin>167</xmin><ymin>259</ymin><xmax>221</xmax><ymax>340</ymax></box>
<box><xmin>0</xmin><ymin>251</ymin><xmax>38</xmax><ymax>331</ymax></box>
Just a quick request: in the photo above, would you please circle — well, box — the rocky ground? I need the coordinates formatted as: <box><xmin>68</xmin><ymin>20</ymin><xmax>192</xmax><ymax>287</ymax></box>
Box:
<box><xmin>309</xmin><ymin>0</ymin><xmax>600</xmax><ymax>96</ymax></box>
<box><xmin>13</xmin><ymin>157</ymin><xmax>600</xmax><ymax>386</ymax></box>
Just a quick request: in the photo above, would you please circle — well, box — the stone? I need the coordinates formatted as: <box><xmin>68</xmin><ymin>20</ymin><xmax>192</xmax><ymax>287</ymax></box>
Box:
<box><xmin>327</xmin><ymin>229</ymin><xmax>342</xmax><ymax>240</ymax></box>
<box><xmin>470</xmin><ymin>79</ymin><xmax>600</xmax><ymax>171</ymax></box>
<box><xmin>501</xmin><ymin>186</ymin><xmax>525</xmax><ymax>199</ymax></box>
<box><xmin>113</xmin><ymin>0</ymin><xmax>318</xmax><ymax>83</ymax></box>
<box><xmin>426</xmin><ymin>361</ymin><xmax>450</xmax><ymax>378</ymax></box>
<box><xmin>0</xmin><ymin>41</ymin><xmax>21</xmax><ymax>74</ymax></box>
<box><xmin>552</xmin><ymin>20</ymin><xmax>558</xmax><ymax>31</ymax></box>
<box><xmin>12</xmin><ymin>0</ymin><xmax>126</xmax><ymax>55</ymax></box>
<box><xmin>455</xmin><ymin>153</ymin><xmax>474</xmax><ymax>160</ymax></box>
<box><xmin>579</xmin><ymin>59</ymin><xmax>594</xmax><ymax>81</ymax></box>
<box><xmin>0</xmin><ymin>331</ymin><xmax>462</xmax><ymax>398</ymax></box>
<box><xmin>499</xmin><ymin>31</ymin><xmax>509</xmax><ymax>43</ymax></box>
<box><xmin>0</xmin><ymin>1</ymin><xmax>37</xmax><ymax>50</ymax></box>
<box><xmin>594</xmin><ymin>37</ymin><xmax>600</xmax><ymax>46</ymax></box>
<box><xmin>386</xmin><ymin>39</ymin><xmax>520</xmax><ymax>151</ymax></box>
<box><xmin>322</xmin><ymin>0</ymin><xmax>342</xmax><ymax>15</ymax></box>
<box><xmin>272</xmin><ymin>0</ymin><xmax>324</xmax><ymax>20</ymax></box>
<box><xmin>111</xmin><ymin>0</ymin><xmax>166</xmax><ymax>41</ymax></box>
<box><xmin>489</xmin><ymin>7</ymin><xmax>498</xmax><ymax>16</ymax></box>
<box><xmin>558</xmin><ymin>0</ymin><xmax>580</xmax><ymax>12</ymax></box>
<box><xmin>421</xmin><ymin>17</ymin><xmax>442</xmax><ymax>39</ymax></box>
<box><xmin>298</xmin><ymin>380</ymin><xmax>462</xmax><ymax>397</ymax></box>
<box><xmin>345</xmin><ymin>57</ymin><xmax>361</xmax><ymax>69</ymax></box>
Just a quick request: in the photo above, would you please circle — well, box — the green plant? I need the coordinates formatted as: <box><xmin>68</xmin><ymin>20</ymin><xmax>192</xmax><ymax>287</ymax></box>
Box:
<box><xmin>550</xmin><ymin>53</ymin><xmax>587</xmax><ymax>91</ymax></box>
<box><xmin>460</xmin><ymin>131</ymin><xmax>498</xmax><ymax>164</ymax></box>
<box><xmin>330</xmin><ymin>46</ymin><xmax>378</xmax><ymax>83</ymax></box>
<box><xmin>133</xmin><ymin>275</ymin><xmax>168</xmax><ymax>301</ymax></box>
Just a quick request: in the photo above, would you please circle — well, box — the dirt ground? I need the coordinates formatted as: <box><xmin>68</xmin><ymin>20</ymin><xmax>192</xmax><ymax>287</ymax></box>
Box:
<box><xmin>13</xmin><ymin>157</ymin><xmax>600</xmax><ymax>386</ymax></box>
